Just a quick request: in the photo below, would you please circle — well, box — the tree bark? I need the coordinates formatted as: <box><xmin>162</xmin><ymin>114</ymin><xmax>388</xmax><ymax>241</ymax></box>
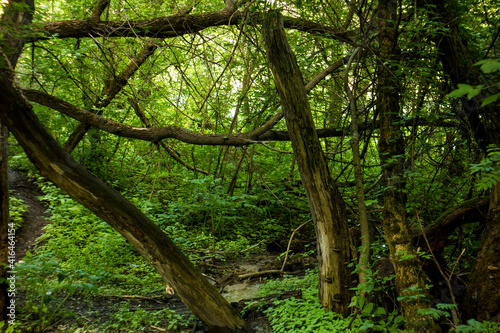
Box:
<box><xmin>0</xmin><ymin>54</ymin><xmax>248</xmax><ymax>333</ymax></box>
<box><xmin>0</xmin><ymin>0</ymin><xmax>35</xmax><ymax>322</ymax></box>
<box><xmin>465</xmin><ymin>183</ymin><xmax>500</xmax><ymax>321</ymax></box>
<box><xmin>262</xmin><ymin>11</ymin><xmax>352</xmax><ymax>314</ymax></box>
<box><xmin>31</xmin><ymin>11</ymin><xmax>354</xmax><ymax>43</ymax></box>
<box><xmin>0</xmin><ymin>123</ymin><xmax>8</xmax><ymax>320</ymax></box>
<box><xmin>377</xmin><ymin>0</ymin><xmax>437</xmax><ymax>330</ymax></box>
<box><xmin>414</xmin><ymin>197</ymin><xmax>489</xmax><ymax>253</ymax></box>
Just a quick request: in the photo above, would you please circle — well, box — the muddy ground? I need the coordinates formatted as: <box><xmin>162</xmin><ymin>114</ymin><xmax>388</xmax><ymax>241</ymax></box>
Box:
<box><xmin>9</xmin><ymin>169</ymin><xmax>312</xmax><ymax>332</ymax></box>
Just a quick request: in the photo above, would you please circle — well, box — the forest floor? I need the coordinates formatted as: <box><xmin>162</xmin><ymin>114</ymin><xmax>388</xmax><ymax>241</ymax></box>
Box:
<box><xmin>10</xmin><ymin>169</ymin><xmax>311</xmax><ymax>333</ymax></box>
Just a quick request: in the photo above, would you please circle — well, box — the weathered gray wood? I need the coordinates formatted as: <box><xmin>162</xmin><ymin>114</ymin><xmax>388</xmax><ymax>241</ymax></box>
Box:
<box><xmin>262</xmin><ymin>11</ymin><xmax>353</xmax><ymax>314</ymax></box>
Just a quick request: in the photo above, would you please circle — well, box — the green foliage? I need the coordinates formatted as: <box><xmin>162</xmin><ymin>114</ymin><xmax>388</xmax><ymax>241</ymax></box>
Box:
<box><xmin>8</xmin><ymin>193</ymin><xmax>27</xmax><ymax>229</ymax></box>
<box><xmin>0</xmin><ymin>321</ymin><xmax>22</xmax><ymax>333</ymax></box>
<box><xmin>348</xmin><ymin>245</ymin><xmax>404</xmax><ymax>332</ymax></box>
<box><xmin>260</xmin><ymin>269</ymin><xmax>364</xmax><ymax>332</ymax></box>
<box><xmin>102</xmin><ymin>302</ymin><xmax>188</xmax><ymax>332</ymax></box>
<box><xmin>16</xmin><ymin>251</ymin><xmax>98</xmax><ymax>332</ymax></box>
<box><xmin>446</xmin><ymin>59</ymin><xmax>500</xmax><ymax>106</ymax></box>
<box><xmin>155</xmin><ymin>175</ymin><xmax>306</xmax><ymax>246</ymax></box>
<box><xmin>416</xmin><ymin>303</ymin><xmax>454</xmax><ymax>321</ymax></box>
<box><xmin>35</xmin><ymin>178</ymin><xmax>163</xmax><ymax>295</ymax></box>
<box><xmin>455</xmin><ymin>319</ymin><xmax>499</xmax><ymax>332</ymax></box>
<box><xmin>470</xmin><ymin>145</ymin><xmax>500</xmax><ymax>191</ymax></box>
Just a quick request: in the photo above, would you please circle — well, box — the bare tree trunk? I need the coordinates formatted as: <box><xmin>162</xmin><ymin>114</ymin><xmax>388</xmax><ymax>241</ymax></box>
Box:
<box><xmin>0</xmin><ymin>55</ymin><xmax>249</xmax><ymax>333</ymax></box>
<box><xmin>344</xmin><ymin>47</ymin><xmax>371</xmax><ymax>294</ymax></box>
<box><xmin>262</xmin><ymin>11</ymin><xmax>353</xmax><ymax>314</ymax></box>
<box><xmin>377</xmin><ymin>0</ymin><xmax>438</xmax><ymax>330</ymax></box>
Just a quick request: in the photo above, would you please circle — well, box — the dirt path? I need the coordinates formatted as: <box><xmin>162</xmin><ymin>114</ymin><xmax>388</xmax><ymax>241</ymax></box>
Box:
<box><xmin>8</xmin><ymin>169</ymin><xmax>50</xmax><ymax>261</ymax></box>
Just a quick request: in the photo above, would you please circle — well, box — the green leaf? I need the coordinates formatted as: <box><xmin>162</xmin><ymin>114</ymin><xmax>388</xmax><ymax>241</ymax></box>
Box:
<box><xmin>446</xmin><ymin>84</ymin><xmax>473</xmax><ymax>98</ymax></box>
<box><xmin>475</xmin><ymin>59</ymin><xmax>500</xmax><ymax>73</ymax></box>
<box><xmin>362</xmin><ymin>302</ymin><xmax>374</xmax><ymax>315</ymax></box>
<box><xmin>373</xmin><ymin>307</ymin><xmax>386</xmax><ymax>316</ymax></box>
<box><xmin>57</xmin><ymin>272</ymin><xmax>69</xmax><ymax>283</ymax></box>
<box><xmin>467</xmin><ymin>85</ymin><xmax>483</xmax><ymax>99</ymax></box>
<box><xmin>481</xmin><ymin>93</ymin><xmax>500</xmax><ymax>106</ymax></box>
<box><xmin>68</xmin><ymin>284</ymin><xmax>78</xmax><ymax>295</ymax></box>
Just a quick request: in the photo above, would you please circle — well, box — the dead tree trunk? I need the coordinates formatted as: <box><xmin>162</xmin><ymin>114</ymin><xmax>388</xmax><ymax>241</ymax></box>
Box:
<box><xmin>262</xmin><ymin>11</ymin><xmax>353</xmax><ymax>314</ymax></box>
<box><xmin>0</xmin><ymin>54</ymin><xmax>248</xmax><ymax>333</ymax></box>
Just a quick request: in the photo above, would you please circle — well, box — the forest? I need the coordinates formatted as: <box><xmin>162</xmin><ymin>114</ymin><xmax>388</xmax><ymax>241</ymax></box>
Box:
<box><xmin>0</xmin><ymin>0</ymin><xmax>499</xmax><ymax>332</ymax></box>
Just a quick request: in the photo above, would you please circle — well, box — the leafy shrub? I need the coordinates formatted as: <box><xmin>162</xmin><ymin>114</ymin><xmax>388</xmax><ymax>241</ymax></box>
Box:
<box><xmin>103</xmin><ymin>302</ymin><xmax>188</xmax><ymax>332</ymax></box>
<box><xmin>259</xmin><ymin>269</ymin><xmax>364</xmax><ymax>332</ymax></box>
<box><xmin>16</xmin><ymin>251</ymin><xmax>99</xmax><ymax>332</ymax></box>
<box><xmin>470</xmin><ymin>144</ymin><xmax>500</xmax><ymax>191</ymax></box>
<box><xmin>9</xmin><ymin>193</ymin><xmax>27</xmax><ymax>229</ymax></box>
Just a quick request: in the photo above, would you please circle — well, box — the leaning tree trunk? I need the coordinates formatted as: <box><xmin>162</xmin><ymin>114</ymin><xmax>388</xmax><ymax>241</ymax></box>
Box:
<box><xmin>0</xmin><ymin>54</ymin><xmax>248</xmax><ymax>333</ymax></box>
<box><xmin>262</xmin><ymin>11</ymin><xmax>353</xmax><ymax>314</ymax></box>
<box><xmin>377</xmin><ymin>0</ymin><xmax>438</xmax><ymax>331</ymax></box>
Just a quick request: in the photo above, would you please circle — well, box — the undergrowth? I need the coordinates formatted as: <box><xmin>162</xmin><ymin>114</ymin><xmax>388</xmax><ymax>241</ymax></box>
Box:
<box><xmin>258</xmin><ymin>269</ymin><xmax>364</xmax><ymax>333</ymax></box>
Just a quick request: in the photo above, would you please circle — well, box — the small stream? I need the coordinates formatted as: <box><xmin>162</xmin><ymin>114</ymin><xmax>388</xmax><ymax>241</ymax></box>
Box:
<box><xmin>222</xmin><ymin>283</ymin><xmax>262</xmax><ymax>303</ymax></box>
<box><xmin>221</xmin><ymin>262</ymin><xmax>273</xmax><ymax>332</ymax></box>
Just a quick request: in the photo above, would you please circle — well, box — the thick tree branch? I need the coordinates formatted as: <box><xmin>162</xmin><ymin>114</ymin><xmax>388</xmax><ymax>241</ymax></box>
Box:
<box><xmin>129</xmin><ymin>98</ymin><xmax>209</xmax><ymax>175</ymax></box>
<box><xmin>23</xmin><ymin>89</ymin><xmax>257</xmax><ymax>146</ymax></box>
<box><xmin>24</xmin><ymin>88</ymin><xmax>463</xmax><ymax>147</ymax></box>
<box><xmin>415</xmin><ymin>197</ymin><xmax>489</xmax><ymax>252</ymax></box>
<box><xmin>32</xmin><ymin>11</ymin><xmax>355</xmax><ymax>43</ymax></box>
<box><xmin>90</xmin><ymin>0</ymin><xmax>110</xmax><ymax>23</ymax></box>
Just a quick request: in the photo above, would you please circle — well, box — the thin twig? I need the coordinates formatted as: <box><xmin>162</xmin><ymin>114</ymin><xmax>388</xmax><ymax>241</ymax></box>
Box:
<box><xmin>416</xmin><ymin>213</ymin><xmax>460</xmax><ymax>325</ymax></box>
<box><xmin>241</xmin><ymin>241</ymin><xmax>263</xmax><ymax>253</ymax></box>
<box><xmin>281</xmin><ymin>219</ymin><xmax>313</xmax><ymax>272</ymax></box>
<box><xmin>237</xmin><ymin>219</ymin><xmax>312</xmax><ymax>280</ymax></box>
<box><xmin>101</xmin><ymin>294</ymin><xmax>163</xmax><ymax>304</ymax></box>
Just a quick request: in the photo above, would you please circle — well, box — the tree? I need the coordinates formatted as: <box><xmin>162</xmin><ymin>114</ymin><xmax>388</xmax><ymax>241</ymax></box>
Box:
<box><xmin>376</xmin><ymin>0</ymin><xmax>437</xmax><ymax>329</ymax></box>
<box><xmin>263</xmin><ymin>10</ymin><xmax>352</xmax><ymax>313</ymax></box>
<box><xmin>1</xmin><ymin>0</ymin><xmax>499</xmax><ymax>330</ymax></box>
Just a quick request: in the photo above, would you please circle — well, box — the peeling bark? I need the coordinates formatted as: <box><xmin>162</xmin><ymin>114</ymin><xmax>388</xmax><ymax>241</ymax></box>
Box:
<box><xmin>262</xmin><ymin>11</ymin><xmax>352</xmax><ymax>314</ymax></box>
